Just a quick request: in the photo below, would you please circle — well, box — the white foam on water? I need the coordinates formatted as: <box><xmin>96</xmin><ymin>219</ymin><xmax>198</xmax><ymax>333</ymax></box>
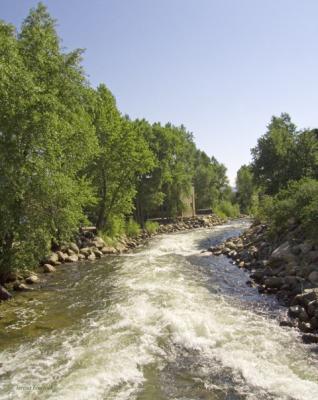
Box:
<box><xmin>1</xmin><ymin>222</ymin><xmax>318</xmax><ymax>400</ymax></box>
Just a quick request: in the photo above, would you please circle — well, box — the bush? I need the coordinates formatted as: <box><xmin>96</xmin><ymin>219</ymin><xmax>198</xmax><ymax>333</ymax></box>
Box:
<box><xmin>259</xmin><ymin>178</ymin><xmax>318</xmax><ymax>238</ymax></box>
<box><xmin>214</xmin><ymin>201</ymin><xmax>240</xmax><ymax>219</ymax></box>
<box><xmin>145</xmin><ymin>220</ymin><xmax>159</xmax><ymax>234</ymax></box>
<box><xmin>104</xmin><ymin>215</ymin><xmax>126</xmax><ymax>238</ymax></box>
<box><xmin>125</xmin><ymin>219</ymin><xmax>141</xmax><ymax>237</ymax></box>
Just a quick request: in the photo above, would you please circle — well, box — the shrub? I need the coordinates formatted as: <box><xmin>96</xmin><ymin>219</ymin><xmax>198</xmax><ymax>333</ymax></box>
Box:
<box><xmin>259</xmin><ymin>178</ymin><xmax>318</xmax><ymax>238</ymax></box>
<box><xmin>145</xmin><ymin>220</ymin><xmax>159</xmax><ymax>234</ymax></box>
<box><xmin>104</xmin><ymin>215</ymin><xmax>126</xmax><ymax>238</ymax></box>
<box><xmin>125</xmin><ymin>219</ymin><xmax>141</xmax><ymax>237</ymax></box>
<box><xmin>214</xmin><ymin>201</ymin><xmax>240</xmax><ymax>219</ymax></box>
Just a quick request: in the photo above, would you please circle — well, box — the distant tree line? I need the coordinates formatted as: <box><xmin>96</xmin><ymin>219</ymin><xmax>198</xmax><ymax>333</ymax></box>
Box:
<box><xmin>0</xmin><ymin>4</ymin><xmax>236</xmax><ymax>274</ymax></box>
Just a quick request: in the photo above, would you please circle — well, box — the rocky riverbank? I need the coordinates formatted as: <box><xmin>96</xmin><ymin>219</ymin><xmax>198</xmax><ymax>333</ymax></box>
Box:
<box><xmin>208</xmin><ymin>221</ymin><xmax>318</xmax><ymax>344</ymax></box>
<box><xmin>0</xmin><ymin>215</ymin><xmax>225</xmax><ymax>301</ymax></box>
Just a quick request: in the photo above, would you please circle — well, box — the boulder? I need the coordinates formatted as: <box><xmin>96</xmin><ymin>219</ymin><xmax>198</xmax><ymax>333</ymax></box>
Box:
<box><xmin>292</xmin><ymin>289</ymin><xmax>318</xmax><ymax>307</ymax></box>
<box><xmin>65</xmin><ymin>254</ymin><xmax>78</xmax><ymax>263</ymax></box>
<box><xmin>101</xmin><ymin>246</ymin><xmax>117</xmax><ymax>255</ymax></box>
<box><xmin>298</xmin><ymin>321</ymin><xmax>313</xmax><ymax>333</ymax></box>
<box><xmin>69</xmin><ymin>242</ymin><xmax>80</xmax><ymax>254</ymax></box>
<box><xmin>302</xmin><ymin>334</ymin><xmax>318</xmax><ymax>344</ymax></box>
<box><xmin>87</xmin><ymin>253</ymin><xmax>96</xmax><ymax>261</ymax></box>
<box><xmin>91</xmin><ymin>237</ymin><xmax>106</xmax><ymax>250</ymax></box>
<box><xmin>43</xmin><ymin>264</ymin><xmax>56</xmax><ymax>273</ymax></box>
<box><xmin>93</xmin><ymin>249</ymin><xmax>103</xmax><ymax>258</ymax></box>
<box><xmin>270</xmin><ymin>241</ymin><xmax>296</xmax><ymax>263</ymax></box>
<box><xmin>45</xmin><ymin>252</ymin><xmax>60</xmax><ymax>266</ymax></box>
<box><xmin>25</xmin><ymin>275</ymin><xmax>40</xmax><ymax>284</ymax></box>
<box><xmin>310</xmin><ymin>317</ymin><xmax>318</xmax><ymax>330</ymax></box>
<box><xmin>80</xmin><ymin>247</ymin><xmax>91</xmax><ymax>256</ymax></box>
<box><xmin>306</xmin><ymin>251</ymin><xmax>318</xmax><ymax>264</ymax></box>
<box><xmin>264</xmin><ymin>277</ymin><xmax>284</xmax><ymax>289</ymax></box>
<box><xmin>307</xmin><ymin>300</ymin><xmax>318</xmax><ymax>317</ymax></box>
<box><xmin>308</xmin><ymin>271</ymin><xmax>318</xmax><ymax>286</ymax></box>
<box><xmin>57</xmin><ymin>251</ymin><xmax>67</xmax><ymax>262</ymax></box>
<box><xmin>78</xmin><ymin>253</ymin><xmax>86</xmax><ymax>260</ymax></box>
<box><xmin>288</xmin><ymin>305</ymin><xmax>303</xmax><ymax>318</ymax></box>
<box><xmin>13</xmin><ymin>282</ymin><xmax>33</xmax><ymax>291</ymax></box>
<box><xmin>226</xmin><ymin>241</ymin><xmax>236</xmax><ymax>250</ymax></box>
<box><xmin>0</xmin><ymin>285</ymin><xmax>12</xmax><ymax>300</ymax></box>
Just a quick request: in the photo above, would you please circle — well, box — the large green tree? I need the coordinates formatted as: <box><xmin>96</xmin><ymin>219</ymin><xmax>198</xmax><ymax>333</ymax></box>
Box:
<box><xmin>0</xmin><ymin>4</ymin><xmax>98</xmax><ymax>275</ymax></box>
<box><xmin>88</xmin><ymin>85</ymin><xmax>154</xmax><ymax>230</ymax></box>
<box><xmin>251</xmin><ymin>113</ymin><xmax>297</xmax><ymax>195</ymax></box>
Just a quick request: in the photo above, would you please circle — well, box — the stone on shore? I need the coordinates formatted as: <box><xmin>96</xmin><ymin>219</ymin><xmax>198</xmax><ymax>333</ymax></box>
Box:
<box><xmin>25</xmin><ymin>274</ymin><xmax>40</xmax><ymax>284</ymax></box>
<box><xmin>13</xmin><ymin>282</ymin><xmax>33</xmax><ymax>291</ymax></box>
<box><xmin>0</xmin><ymin>285</ymin><xmax>12</xmax><ymax>300</ymax></box>
<box><xmin>43</xmin><ymin>264</ymin><xmax>56</xmax><ymax>273</ymax></box>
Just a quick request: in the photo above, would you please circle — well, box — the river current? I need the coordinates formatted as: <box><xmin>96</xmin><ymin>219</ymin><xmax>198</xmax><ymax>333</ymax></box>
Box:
<box><xmin>0</xmin><ymin>220</ymin><xmax>318</xmax><ymax>399</ymax></box>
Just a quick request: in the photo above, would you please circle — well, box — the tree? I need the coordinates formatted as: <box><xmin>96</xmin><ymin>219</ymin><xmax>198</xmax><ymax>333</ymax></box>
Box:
<box><xmin>87</xmin><ymin>85</ymin><xmax>154</xmax><ymax>230</ymax></box>
<box><xmin>0</xmin><ymin>4</ymin><xmax>98</xmax><ymax>276</ymax></box>
<box><xmin>235</xmin><ymin>165</ymin><xmax>255</xmax><ymax>213</ymax></box>
<box><xmin>194</xmin><ymin>151</ymin><xmax>229</xmax><ymax>210</ymax></box>
<box><xmin>251</xmin><ymin>113</ymin><xmax>297</xmax><ymax>195</ymax></box>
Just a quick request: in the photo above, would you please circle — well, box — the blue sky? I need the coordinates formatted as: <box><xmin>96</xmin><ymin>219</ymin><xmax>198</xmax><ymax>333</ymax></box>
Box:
<box><xmin>2</xmin><ymin>0</ymin><xmax>318</xmax><ymax>184</ymax></box>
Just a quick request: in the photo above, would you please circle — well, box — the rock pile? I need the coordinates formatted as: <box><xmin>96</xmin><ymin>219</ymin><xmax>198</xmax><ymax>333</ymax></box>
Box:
<box><xmin>0</xmin><ymin>214</ymin><xmax>226</xmax><ymax>299</ymax></box>
<box><xmin>208</xmin><ymin>222</ymin><xmax>318</xmax><ymax>341</ymax></box>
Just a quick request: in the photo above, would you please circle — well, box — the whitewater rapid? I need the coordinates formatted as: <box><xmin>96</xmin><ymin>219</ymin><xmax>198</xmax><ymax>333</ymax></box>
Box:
<box><xmin>0</xmin><ymin>220</ymin><xmax>317</xmax><ymax>399</ymax></box>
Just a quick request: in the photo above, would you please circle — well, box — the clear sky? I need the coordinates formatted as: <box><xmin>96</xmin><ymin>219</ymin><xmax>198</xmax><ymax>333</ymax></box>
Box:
<box><xmin>1</xmin><ymin>0</ymin><xmax>318</xmax><ymax>184</ymax></box>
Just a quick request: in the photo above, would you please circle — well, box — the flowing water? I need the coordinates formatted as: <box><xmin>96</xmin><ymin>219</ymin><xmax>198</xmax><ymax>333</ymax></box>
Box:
<box><xmin>0</xmin><ymin>220</ymin><xmax>318</xmax><ymax>400</ymax></box>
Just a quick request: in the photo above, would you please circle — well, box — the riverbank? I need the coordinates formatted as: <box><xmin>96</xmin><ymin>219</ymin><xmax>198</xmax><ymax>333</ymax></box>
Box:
<box><xmin>0</xmin><ymin>214</ymin><xmax>226</xmax><ymax>302</ymax></box>
<box><xmin>208</xmin><ymin>221</ymin><xmax>318</xmax><ymax>344</ymax></box>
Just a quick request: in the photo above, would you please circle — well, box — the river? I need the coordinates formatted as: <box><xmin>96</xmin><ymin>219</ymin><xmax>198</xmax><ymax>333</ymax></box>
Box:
<box><xmin>0</xmin><ymin>220</ymin><xmax>318</xmax><ymax>400</ymax></box>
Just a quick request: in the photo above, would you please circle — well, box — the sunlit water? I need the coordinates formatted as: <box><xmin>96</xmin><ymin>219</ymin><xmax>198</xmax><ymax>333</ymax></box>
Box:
<box><xmin>0</xmin><ymin>220</ymin><xmax>318</xmax><ymax>400</ymax></box>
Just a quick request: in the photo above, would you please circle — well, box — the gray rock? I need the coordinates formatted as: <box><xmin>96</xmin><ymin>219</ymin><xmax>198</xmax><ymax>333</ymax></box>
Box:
<box><xmin>0</xmin><ymin>285</ymin><xmax>12</xmax><ymax>300</ymax></box>
<box><xmin>298</xmin><ymin>321</ymin><xmax>313</xmax><ymax>333</ymax></box>
<box><xmin>308</xmin><ymin>271</ymin><xmax>318</xmax><ymax>286</ymax></box>
<box><xmin>93</xmin><ymin>249</ymin><xmax>103</xmax><ymax>258</ymax></box>
<box><xmin>310</xmin><ymin>317</ymin><xmax>318</xmax><ymax>330</ymax></box>
<box><xmin>288</xmin><ymin>305</ymin><xmax>303</xmax><ymax>318</ymax></box>
<box><xmin>92</xmin><ymin>237</ymin><xmax>106</xmax><ymax>250</ymax></box>
<box><xmin>270</xmin><ymin>242</ymin><xmax>296</xmax><ymax>263</ymax></box>
<box><xmin>13</xmin><ymin>282</ymin><xmax>33</xmax><ymax>291</ymax></box>
<box><xmin>291</xmin><ymin>289</ymin><xmax>318</xmax><ymax>307</ymax></box>
<box><xmin>80</xmin><ymin>247</ymin><xmax>91</xmax><ymax>256</ymax></box>
<box><xmin>264</xmin><ymin>277</ymin><xmax>284</xmax><ymax>289</ymax></box>
<box><xmin>43</xmin><ymin>264</ymin><xmax>56</xmax><ymax>273</ymax></box>
<box><xmin>87</xmin><ymin>253</ymin><xmax>96</xmax><ymax>261</ymax></box>
<box><xmin>56</xmin><ymin>251</ymin><xmax>67</xmax><ymax>262</ymax></box>
<box><xmin>66</xmin><ymin>254</ymin><xmax>78</xmax><ymax>263</ymax></box>
<box><xmin>25</xmin><ymin>275</ymin><xmax>40</xmax><ymax>284</ymax></box>
<box><xmin>69</xmin><ymin>242</ymin><xmax>80</xmax><ymax>254</ymax></box>
<box><xmin>302</xmin><ymin>334</ymin><xmax>318</xmax><ymax>344</ymax></box>
<box><xmin>45</xmin><ymin>252</ymin><xmax>59</xmax><ymax>266</ymax></box>
<box><xmin>101</xmin><ymin>246</ymin><xmax>117</xmax><ymax>255</ymax></box>
<box><xmin>307</xmin><ymin>300</ymin><xmax>318</xmax><ymax>317</ymax></box>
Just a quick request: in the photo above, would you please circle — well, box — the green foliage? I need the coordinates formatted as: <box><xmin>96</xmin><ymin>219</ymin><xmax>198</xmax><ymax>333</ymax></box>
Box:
<box><xmin>134</xmin><ymin>121</ymin><xmax>196</xmax><ymax>221</ymax></box>
<box><xmin>0</xmin><ymin>4</ymin><xmax>98</xmax><ymax>275</ymax></box>
<box><xmin>235</xmin><ymin>165</ymin><xmax>256</xmax><ymax>214</ymax></box>
<box><xmin>194</xmin><ymin>151</ymin><xmax>230</xmax><ymax>210</ymax></box>
<box><xmin>144</xmin><ymin>221</ymin><xmax>159</xmax><ymax>235</ymax></box>
<box><xmin>0</xmin><ymin>3</ymin><xmax>235</xmax><ymax>276</ymax></box>
<box><xmin>261</xmin><ymin>178</ymin><xmax>318</xmax><ymax>238</ymax></box>
<box><xmin>87</xmin><ymin>86</ymin><xmax>155</xmax><ymax>230</ymax></box>
<box><xmin>214</xmin><ymin>201</ymin><xmax>240</xmax><ymax>219</ymax></box>
<box><xmin>125</xmin><ymin>219</ymin><xmax>141</xmax><ymax>238</ymax></box>
<box><xmin>103</xmin><ymin>215</ymin><xmax>126</xmax><ymax>238</ymax></box>
<box><xmin>251</xmin><ymin>113</ymin><xmax>317</xmax><ymax>196</ymax></box>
